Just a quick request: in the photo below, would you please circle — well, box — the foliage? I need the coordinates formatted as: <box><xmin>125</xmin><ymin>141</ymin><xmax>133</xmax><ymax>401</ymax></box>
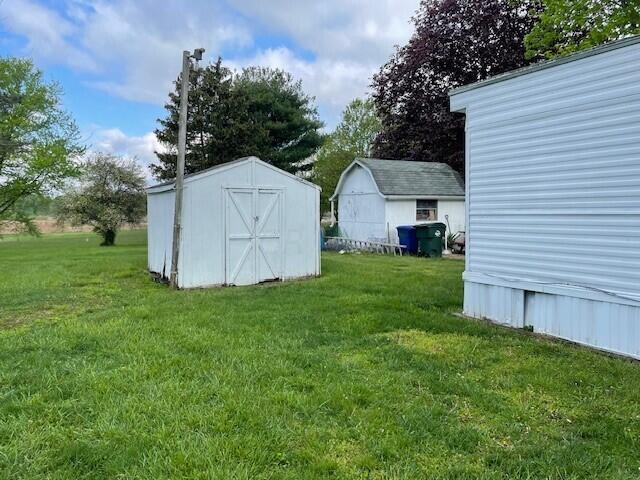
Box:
<box><xmin>153</xmin><ymin>59</ymin><xmax>323</xmax><ymax>180</ymax></box>
<box><xmin>56</xmin><ymin>154</ymin><xmax>146</xmax><ymax>246</ymax></box>
<box><xmin>12</xmin><ymin>193</ymin><xmax>54</xmax><ymax>217</ymax></box>
<box><xmin>2</xmin><ymin>231</ymin><xmax>640</xmax><ymax>477</ymax></box>
<box><xmin>525</xmin><ymin>0</ymin><xmax>640</xmax><ymax>59</ymax></box>
<box><xmin>371</xmin><ymin>0</ymin><xmax>542</xmax><ymax>176</ymax></box>
<box><xmin>312</xmin><ymin>98</ymin><xmax>381</xmax><ymax>213</ymax></box>
<box><xmin>322</xmin><ymin>222</ymin><xmax>342</xmax><ymax>238</ymax></box>
<box><xmin>0</xmin><ymin>57</ymin><xmax>83</xmax><ymax>234</ymax></box>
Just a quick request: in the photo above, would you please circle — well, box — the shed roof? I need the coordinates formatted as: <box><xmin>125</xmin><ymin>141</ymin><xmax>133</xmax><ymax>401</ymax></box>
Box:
<box><xmin>332</xmin><ymin>158</ymin><xmax>464</xmax><ymax>199</ymax></box>
<box><xmin>146</xmin><ymin>156</ymin><xmax>320</xmax><ymax>194</ymax></box>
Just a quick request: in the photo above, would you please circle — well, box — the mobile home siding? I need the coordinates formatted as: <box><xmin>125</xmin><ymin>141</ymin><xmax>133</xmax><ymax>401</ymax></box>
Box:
<box><xmin>451</xmin><ymin>38</ymin><xmax>640</xmax><ymax>359</ymax></box>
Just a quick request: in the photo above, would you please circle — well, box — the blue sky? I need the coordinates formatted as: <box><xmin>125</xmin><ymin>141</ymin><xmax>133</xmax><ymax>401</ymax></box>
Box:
<box><xmin>0</xmin><ymin>0</ymin><xmax>418</xmax><ymax>173</ymax></box>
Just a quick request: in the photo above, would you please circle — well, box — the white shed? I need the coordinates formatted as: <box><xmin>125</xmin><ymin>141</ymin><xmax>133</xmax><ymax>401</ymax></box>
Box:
<box><xmin>450</xmin><ymin>36</ymin><xmax>640</xmax><ymax>359</ymax></box>
<box><xmin>146</xmin><ymin>156</ymin><xmax>321</xmax><ymax>288</ymax></box>
<box><xmin>329</xmin><ymin>158</ymin><xmax>465</xmax><ymax>243</ymax></box>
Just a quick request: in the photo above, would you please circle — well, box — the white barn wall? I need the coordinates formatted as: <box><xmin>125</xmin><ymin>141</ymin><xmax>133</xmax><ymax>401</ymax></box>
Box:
<box><xmin>337</xmin><ymin>165</ymin><xmax>386</xmax><ymax>241</ymax></box>
<box><xmin>451</xmin><ymin>38</ymin><xmax>640</xmax><ymax>359</ymax></box>
<box><xmin>438</xmin><ymin>200</ymin><xmax>465</xmax><ymax>234</ymax></box>
<box><xmin>384</xmin><ymin>199</ymin><xmax>466</xmax><ymax>244</ymax></box>
<box><xmin>384</xmin><ymin>200</ymin><xmax>415</xmax><ymax>243</ymax></box>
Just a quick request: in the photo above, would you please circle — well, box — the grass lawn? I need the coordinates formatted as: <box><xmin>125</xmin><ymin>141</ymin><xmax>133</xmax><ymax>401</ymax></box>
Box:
<box><xmin>1</xmin><ymin>230</ymin><xmax>639</xmax><ymax>479</ymax></box>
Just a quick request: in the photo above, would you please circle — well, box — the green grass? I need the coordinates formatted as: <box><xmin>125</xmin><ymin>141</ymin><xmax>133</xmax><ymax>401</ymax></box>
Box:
<box><xmin>1</xmin><ymin>230</ymin><xmax>639</xmax><ymax>479</ymax></box>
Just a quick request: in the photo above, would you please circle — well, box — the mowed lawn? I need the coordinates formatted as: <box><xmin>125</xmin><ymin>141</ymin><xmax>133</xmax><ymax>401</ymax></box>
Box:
<box><xmin>1</xmin><ymin>231</ymin><xmax>640</xmax><ymax>479</ymax></box>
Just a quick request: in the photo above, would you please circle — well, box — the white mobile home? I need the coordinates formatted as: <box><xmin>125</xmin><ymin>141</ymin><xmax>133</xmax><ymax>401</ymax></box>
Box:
<box><xmin>146</xmin><ymin>157</ymin><xmax>321</xmax><ymax>289</ymax></box>
<box><xmin>330</xmin><ymin>158</ymin><xmax>465</xmax><ymax>243</ymax></box>
<box><xmin>450</xmin><ymin>36</ymin><xmax>640</xmax><ymax>359</ymax></box>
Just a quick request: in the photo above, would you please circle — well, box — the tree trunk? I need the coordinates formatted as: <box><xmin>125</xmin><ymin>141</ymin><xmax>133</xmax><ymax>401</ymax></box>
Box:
<box><xmin>101</xmin><ymin>229</ymin><xmax>116</xmax><ymax>246</ymax></box>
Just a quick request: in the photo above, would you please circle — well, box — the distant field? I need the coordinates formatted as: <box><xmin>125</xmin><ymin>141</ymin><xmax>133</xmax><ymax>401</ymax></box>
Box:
<box><xmin>1</xmin><ymin>230</ymin><xmax>639</xmax><ymax>479</ymax></box>
<box><xmin>0</xmin><ymin>217</ymin><xmax>146</xmax><ymax>235</ymax></box>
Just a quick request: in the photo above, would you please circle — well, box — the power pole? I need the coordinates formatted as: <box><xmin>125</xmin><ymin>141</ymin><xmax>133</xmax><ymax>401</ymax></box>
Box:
<box><xmin>170</xmin><ymin>48</ymin><xmax>204</xmax><ymax>289</ymax></box>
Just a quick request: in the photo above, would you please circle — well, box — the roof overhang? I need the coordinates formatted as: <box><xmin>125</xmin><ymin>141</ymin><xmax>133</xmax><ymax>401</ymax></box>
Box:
<box><xmin>147</xmin><ymin>156</ymin><xmax>321</xmax><ymax>195</ymax></box>
<box><xmin>384</xmin><ymin>195</ymin><xmax>465</xmax><ymax>200</ymax></box>
<box><xmin>448</xmin><ymin>35</ymin><xmax>640</xmax><ymax>106</ymax></box>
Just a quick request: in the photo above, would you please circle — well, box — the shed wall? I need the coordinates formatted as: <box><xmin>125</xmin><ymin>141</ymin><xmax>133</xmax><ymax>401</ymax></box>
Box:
<box><xmin>337</xmin><ymin>165</ymin><xmax>386</xmax><ymax>241</ymax></box>
<box><xmin>438</xmin><ymin>200</ymin><xmax>465</xmax><ymax>235</ymax></box>
<box><xmin>384</xmin><ymin>200</ymin><xmax>416</xmax><ymax>243</ymax></box>
<box><xmin>147</xmin><ymin>190</ymin><xmax>175</xmax><ymax>277</ymax></box>
<box><xmin>147</xmin><ymin>158</ymin><xmax>320</xmax><ymax>289</ymax></box>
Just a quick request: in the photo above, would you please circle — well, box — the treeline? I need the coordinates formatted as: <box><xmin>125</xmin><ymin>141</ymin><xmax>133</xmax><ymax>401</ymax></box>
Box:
<box><xmin>2</xmin><ymin>0</ymin><xmax>638</xmax><ymax>236</ymax></box>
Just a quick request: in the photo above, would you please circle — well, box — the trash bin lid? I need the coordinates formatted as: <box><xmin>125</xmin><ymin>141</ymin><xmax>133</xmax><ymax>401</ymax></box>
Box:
<box><xmin>414</xmin><ymin>222</ymin><xmax>446</xmax><ymax>230</ymax></box>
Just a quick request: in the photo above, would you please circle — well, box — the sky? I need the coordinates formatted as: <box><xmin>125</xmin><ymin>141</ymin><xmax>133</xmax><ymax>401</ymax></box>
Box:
<box><xmin>0</xmin><ymin>0</ymin><xmax>419</xmax><ymax>175</ymax></box>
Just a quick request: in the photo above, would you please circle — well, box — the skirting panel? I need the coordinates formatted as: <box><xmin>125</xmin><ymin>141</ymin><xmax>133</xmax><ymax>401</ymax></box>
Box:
<box><xmin>464</xmin><ymin>280</ymin><xmax>640</xmax><ymax>360</ymax></box>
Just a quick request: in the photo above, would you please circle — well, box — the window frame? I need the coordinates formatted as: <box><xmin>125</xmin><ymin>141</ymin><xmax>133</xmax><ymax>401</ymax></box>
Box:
<box><xmin>416</xmin><ymin>199</ymin><xmax>438</xmax><ymax>222</ymax></box>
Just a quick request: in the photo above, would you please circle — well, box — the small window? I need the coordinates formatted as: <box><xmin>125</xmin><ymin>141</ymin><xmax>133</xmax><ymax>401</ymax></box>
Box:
<box><xmin>416</xmin><ymin>200</ymin><xmax>437</xmax><ymax>221</ymax></box>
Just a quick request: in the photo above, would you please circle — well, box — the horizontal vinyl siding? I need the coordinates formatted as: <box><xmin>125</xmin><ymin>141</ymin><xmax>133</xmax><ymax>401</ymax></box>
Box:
<box><xmin>462</xmin><ymin>41</ymin><xmax>640</xmax><ymax>299</ymax></box>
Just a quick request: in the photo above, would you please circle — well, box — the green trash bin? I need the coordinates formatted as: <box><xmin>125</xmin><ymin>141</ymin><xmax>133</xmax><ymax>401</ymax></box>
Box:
<box><xmin>414</xmin><ymin>222</ymin><xmax>446</xmax><ymax>258</ymax></box>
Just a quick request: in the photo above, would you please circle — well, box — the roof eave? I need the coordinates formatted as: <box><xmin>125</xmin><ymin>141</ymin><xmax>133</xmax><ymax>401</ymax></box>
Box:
<box><xmin>383</xmin><ymin>194</ymin><xmax>465</xmax><ymax>200</ymax></box>
<box><xmin>449</xmin><ymin>35</ymin><xmax>640</xmax><ymax>97</ymax></box>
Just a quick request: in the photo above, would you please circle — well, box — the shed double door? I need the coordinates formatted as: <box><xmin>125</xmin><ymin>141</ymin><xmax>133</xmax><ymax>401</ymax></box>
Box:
<box><xmin>225</xmin><ymin>187</ymin><xmax>283</xmax><ymax>286</ymax></box>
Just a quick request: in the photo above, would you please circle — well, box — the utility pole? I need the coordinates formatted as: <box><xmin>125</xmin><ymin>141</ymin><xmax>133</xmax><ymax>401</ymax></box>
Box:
<box><xmin>170</xmin><ymin>48</ymin><xmax>204</xmax><ymax>289</ymax></box>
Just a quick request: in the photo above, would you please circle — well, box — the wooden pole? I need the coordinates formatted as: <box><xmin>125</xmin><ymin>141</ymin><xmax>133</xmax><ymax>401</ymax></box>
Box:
<box><xmin>169</xmin><ymin>51</ymin><xmax>192</xmax><ymax>289</ymax></box>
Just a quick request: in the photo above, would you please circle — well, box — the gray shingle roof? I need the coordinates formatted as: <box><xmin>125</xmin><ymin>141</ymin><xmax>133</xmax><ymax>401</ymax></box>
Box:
<box><xmin>356</xmin><ymin>158</ymin><xmax>464</xmax><ymax>197</ymax></box>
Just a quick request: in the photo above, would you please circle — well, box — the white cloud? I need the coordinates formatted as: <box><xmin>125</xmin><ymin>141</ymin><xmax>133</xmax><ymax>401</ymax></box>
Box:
<box><xmin>229</xmin><ymin>47</ymin><xmax>375</xmax><ymax>128</ymax></box>
<box><xmin>1</xmin><ymin>0</ymin><xmax>421</xmax><ymax>186</ymax></box>
<box><xmin>0</xmin><ymin>0</ymin><xmax>419</xmax><ymax>127</ymax></box>
<box><xmin>227</xmin><ymin>0</ymin><xmax>418</xmax><ymax>126</ymax></box>
<box><xmin>77</xmin><ymin>0</ymin><xmax>252</xmax><ymax>104</ymax></box>
<box><xmin>229</xmin><ymin>0</ymin><xmax>417</xmax><ymax>61</ymax></box>
<box><xmin>0</xmin><ymin>0</ymin><xmax>98</xmax><ymax>71</ymax></box>
<box><xmin>87</xmin><ymin>127</ymin><xmax>162</xmax><ymax>181</ymax></box>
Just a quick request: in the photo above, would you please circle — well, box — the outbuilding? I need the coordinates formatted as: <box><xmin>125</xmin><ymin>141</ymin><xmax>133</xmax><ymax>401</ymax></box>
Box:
<box><xmin>329</xmin><ymin>158</ymin><xmax>465</xmax><ymax>244</ymax></box>
<box><xmin>146</xmin><ymin>156</ymin><xmax>321</xmax><ymax>288</ymax></box>
<box><xmin>450</xmin><ymin>36</ymin><xmax>640</xmax><ymax>359</ymax></box>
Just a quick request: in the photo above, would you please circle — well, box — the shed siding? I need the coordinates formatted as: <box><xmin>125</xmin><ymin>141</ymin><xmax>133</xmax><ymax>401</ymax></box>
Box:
<box><xmin>384</xmin><ymin>200</ymin><xmax>416</xmax><ymax>243</ymax></box>
<box><xmin>384</xmin><ymin>199</ymin><xmax>466</xmax><ymax>244</ymax></box>
<box><xmin>179</xmin><ymin>161</ymin><xmax>252</xmax><ymax>288</ymax></box>
<box><xmin>438</xmin><ymin>200</ymin><xmax>465</xmax><ymax>235</ymax></box>
<box><xmin>147</xmin><ymin>157</ymin><xmax>320</xmax><ymax>289</ymax></box>
<box><xmin>147</xmin><ymin>190</ymin><xmax>174</xmax><ymax>277</ymax></box>
<box><xmin>337</xmin><ymin>165</ymin><xmax>386</xmax><ymax>241</ymax></box>
<box><xmin>453</xmin><ymin>41</ymin><xmax>640</xmax><ymax>301</ymax></box>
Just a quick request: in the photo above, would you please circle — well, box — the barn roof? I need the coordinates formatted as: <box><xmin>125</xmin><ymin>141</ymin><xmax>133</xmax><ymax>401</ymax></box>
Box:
<box><xmin>331</xmin><ymin>158</ymin><xmax>464</xmax><ymax>200</ymax></box>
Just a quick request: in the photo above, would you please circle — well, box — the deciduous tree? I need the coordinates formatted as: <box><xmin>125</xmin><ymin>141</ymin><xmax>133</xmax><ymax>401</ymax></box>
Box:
<box><xmin>312</xmin><ymin>98</ymin><xmax>381</xmax><ymax>213</ymax></box>
<box><xmin>56</xmin><ymin>154</ymin><xmax>146</xmax><ymax>246</ymax></box>
<box><xmin>372</xmin><ymin>0</ymin><xmax>541</xmax><ymax>176</ymax></box>
<box><xmin>525</xmin><ymin>0</ymin><xmax>640</xmax><ymax>59</ymax></box>
<box><xmin>0</xmin><ymin>58</ymin><xmax>82</xmax><ymax>234</ymax></box>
